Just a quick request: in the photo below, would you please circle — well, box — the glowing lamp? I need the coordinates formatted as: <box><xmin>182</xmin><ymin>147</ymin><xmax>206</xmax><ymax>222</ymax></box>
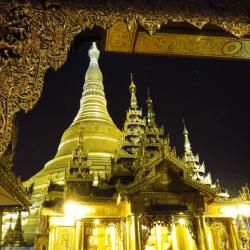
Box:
<box><xmin>178</xmin><ymin>218</ymin><xmax>186</xmax><ymax>225</ymax></box>
<box><xmin>94</xmin><ymin>219</ymin><xmax>100</xmax><ymax>225</ymax></box>
<box><xmin>238</xmin><ymin>205</ymin><xmax>250</xmax><ymax>217</ymax></box>
<box><xmin>64</xmin><ymin>201</ymin><xmax>85</xmax><ymax>221</ymax></box>
<box><xmin>219</xmin><ymin>206</ymin><xmax>238</xmax><ymax>218</ymax></box>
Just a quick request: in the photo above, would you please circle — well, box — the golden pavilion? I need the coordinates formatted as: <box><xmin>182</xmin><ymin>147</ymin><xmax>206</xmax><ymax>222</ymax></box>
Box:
<box><xmin>5</xmin><ymin>43</ymin><xmax>249</xmax><ymax>250</ymax></box>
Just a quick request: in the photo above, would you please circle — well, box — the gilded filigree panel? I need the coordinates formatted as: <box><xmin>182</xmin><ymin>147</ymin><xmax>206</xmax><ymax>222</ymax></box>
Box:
<box><xmin>135</xmin><ymin>32</ymin><xmax>250</xmax><ymax>59</ymax></box>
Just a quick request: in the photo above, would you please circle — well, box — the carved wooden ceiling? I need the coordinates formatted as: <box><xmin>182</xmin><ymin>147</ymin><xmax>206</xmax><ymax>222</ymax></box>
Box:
<box><xmin>104</xmin><ymin>22</ymin><xmax>250</xmax><ymax>59</ymax></box>
<box><xmin>0</xmin><ymin>0</ymin><xmax>250</xmax><ymax>158</ymax></box>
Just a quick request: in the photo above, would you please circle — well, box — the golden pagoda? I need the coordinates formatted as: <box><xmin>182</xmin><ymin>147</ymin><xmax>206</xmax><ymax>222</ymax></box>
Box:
<box><xmin>19</xmin><ymin>43</ymin><xmax>250</xmax><ymax>250</ymax></box>
<box><xmin>22</xmin><ymin>42</ymin><xmax>121</xmax><ymax>244</ymax></box>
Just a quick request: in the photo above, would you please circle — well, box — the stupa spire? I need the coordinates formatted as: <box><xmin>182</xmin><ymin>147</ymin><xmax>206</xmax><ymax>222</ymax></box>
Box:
<box><xmin>11</xmin><ymin>211</ymin><xmax>26</xmax><ymax>246</ymax></box>
<box><xmin>129</xmin><ymin>73</ymin><xmax>138</xmax><ymax>109</ymax></box>
<box><xmin>183</xmin><ymin>119</ymin><xmax>192</xmax><ymax>159</ymax></box>
<box><xmin>3</xmin><ymin>212</ymin><xmax>26</xmax><ymax>247</ymax></box>
<box><xmin>146</xmin><ymin>88</ymin><xmax>155</xmax><ymax>126</ymax></box>
<box><xmin>3</xmin><ymin>217</ymin><xmax>13</xmax><ymax>246</ymax></box>
<box><xmin>116</xmin><ymin>74</ymin><xmax>145</xmax><ymax>159</ymax></box>
<box><xmin>72</xmin><ymin>42</ymin><xmax>114</xmax><ymax>126</ymax></box>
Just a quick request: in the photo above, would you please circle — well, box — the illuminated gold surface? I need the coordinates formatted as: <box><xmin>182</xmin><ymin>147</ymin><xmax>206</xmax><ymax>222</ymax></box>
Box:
<box><xmin>22</xmin><ymin>44</ymin><xmax>121</xmax><ymax>245</ymax></box>
<box><xmin>47</xmin><ymin>200</ymin><xmax>130</xmax><ymax>250</ymax></box>
<box><xmin>105</xmin><ymin>22</ymin><xmax>250</xmax><ymax>59</ymax></box>
<box><xmin>105</xmin><ymin>21</ymin><xmax>137</xmax><ymax>53</ymax></box>
<box><xmin>25</xmin><ymin>43</ymin><xmax>121</xmax><ymax>184</ymax></box>
<box><xmin>135</xmin><ymin>32</ymin><xmax>250</xmax><ymax>59</ymax></box>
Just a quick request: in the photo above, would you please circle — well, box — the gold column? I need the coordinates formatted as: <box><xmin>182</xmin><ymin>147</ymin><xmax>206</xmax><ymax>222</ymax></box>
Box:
<box><xmin>126</xmin><ymin>218</ymin><xmax>130</xmax><ymax>250</ymax></box>
<box><xmin>196</xmin><ymin>215</ymin><xmax>206</xmax><ymax>250</ymax></box>
<box><xmin>200</xmin><ymin>214</ymin><xmax>211</xmax><ymax>250</ymax></box>
<box><xmin>136</xmin><ymin>215</ymin><xmax>142</xmax><ymax>250</ymax></box>
<box><xmin>130</xmin><ymin>214</ymin><xmax>141</xmax><ymax>250</ymax></box>
<box><xmin>230</xmin><ymin>219</ymin><xmax>241</xmax><ymax>250</ymax></box>
<box><xmin>170</xmin><ymin>221</ymin><xmax>178</xmax><ymax>250</ymax></box>
<box><xmin>0</xmin><ymin>208</ymin><xmax>2</xmax><ymax>245</ymax></box>
<box><xmin>109</xmin><ymin>223</ymin><xmax>116</xmax><ymax>250</ymax></box>
<box><xmin>75</xmin><ymin>220</ymin><xmax>84</xmax><ymax>250</ymax></box>
<box><xmin>120</xmin><ymin>220</ymin><xmax>126</xmax><ymax>250</ymax></box>
<box><xmin>155</xmin><ymin>224</ymin><xmax>161</xmax><ymax>250</ymax></box>
<box><xmin>176</xmin><ymin>222</ymin><xmax>192</xmax><ymax>250</ymax></box>
<box><xmin>48</xmin><ymin>226</ymin><xmax>56</xmax><ymax>250</ymax></box>
<box><xmin>227</xmin><ymin>219</ymin><xmax>238</xmax><ymax>250</ymax></box>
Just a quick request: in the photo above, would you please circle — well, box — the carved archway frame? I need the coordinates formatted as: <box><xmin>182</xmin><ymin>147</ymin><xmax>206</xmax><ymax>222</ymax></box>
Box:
<box><xmin>0</xmin><ymin>0</ymin><xmax>250</xmax><ymax>157</ymax></box>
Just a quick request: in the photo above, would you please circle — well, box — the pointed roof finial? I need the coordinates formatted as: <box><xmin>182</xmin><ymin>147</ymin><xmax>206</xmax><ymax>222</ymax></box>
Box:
<box><xmin>147</xmin><ymin>88</ymin><xmax>152</xmax><ymax>103</ymax></box>
<box><xmin>129</xmin><ymin>73</ymin><xmax>136</xmax><ymax>92</ymax></box>
<box><xmin>183</xmin><ymin>119</ymin><xmax>192</xmax><ymax>158</ymax></box>
<box><xmin>146</xmin><ymin>88</ymin><xmax>155</xmax><ymax>126</ymax></box>
<box><xmin>183</xmin><ymin>119</ymin><xmax>188</xmax><ymax>136</ymax></box>
<box><xmin>129</xmin><ymin>73</ymin><xmax>138</xmax><ymax>109</ymax></box>
<box><xmin>88</xmin><ymin>42</ymin><xmax>100</xmax><ymax>64</ymax></box>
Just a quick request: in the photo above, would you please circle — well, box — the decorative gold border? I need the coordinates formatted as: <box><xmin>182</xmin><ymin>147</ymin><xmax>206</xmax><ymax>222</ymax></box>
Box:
<box><xmin>135</xmin><ymin>32</ymin><xmax>250</xmax><ymax>59</ymax></box>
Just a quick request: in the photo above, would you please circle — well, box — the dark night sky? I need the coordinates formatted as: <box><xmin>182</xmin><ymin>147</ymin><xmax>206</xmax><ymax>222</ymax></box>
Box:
<box><xmin>13</xmin><ymin>42</ymin><xmax>250</xmax><ymax>196</ymax></box>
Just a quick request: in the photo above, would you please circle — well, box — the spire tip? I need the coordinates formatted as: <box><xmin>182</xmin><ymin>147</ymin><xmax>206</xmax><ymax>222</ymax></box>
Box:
<box><xmin>183</xmin><ymin>119</ymin><xmax>189</xmax><ymax>135</ymax></box>
<box><xmin>88</xmin><ymin>41</ymin><xmax>100</xmax><ymax>64</ymax></box>
<box><xmin>129</xmin><ymin>73</ymin><xmax>137</xmax><ymax>108</ymax></box>
<box><xmin>146</xmin><ymin>88</ymin><xmax>152</xmax><ymax>104</ymax></box>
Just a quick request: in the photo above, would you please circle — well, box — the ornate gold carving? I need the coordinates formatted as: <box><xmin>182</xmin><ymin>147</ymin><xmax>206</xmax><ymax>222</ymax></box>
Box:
<box><xmin>0</xmin><ymin>0</ymin><xmax>250</xmax><ymax>157</ymax></box>
<box><xmin>135</xmin><ymin>32</ymin><xmax>250</xmax><ymax>59</ymax></box>
<box><xmin>223</xmin><ymin>41</ymin><xmax>242</xmax><ymax>55</ymax></box>
<box><xmin>140</xmin><ymin>214</ymin><xmax>172</xmax><ymax>249</ymax></box>
<box><xmin>34</xmin><ymin>235</ymin><xmax>49</xmax><ymax>250</ymax></box>
<box><xmin>140</xmin><ymin>213</ymin><xmax>197</xmax><ymax>249</ymax></box>
<box><xmin>239</xmin><ymin>183</ymin><xmax>250</xmax><ymax>201</ymax></box>
<box><xmin>238</xmin><ymin>215</ymin><xmax>250</xmax><ymax>249</ymax></box>
<box><xmin>209</xmin><ymin>220</ymin><xmax>230</xmax><ymax>250</ymax></box>
<box><xmin>0</xmin><ymin>121</ymin><xmax>31</xmax><ymax>208</ymax></box>
<box><xmin>105</xmin><ymin>21</ymin><xmax>137</xmax><ymax>52</ymax></box>
<box><xmin>0</xmin><ymin>3</ymin><xmax>75</xmax><ymax>157</ymax></box>
<box><xmin>55</xmin><ymin>227</ymin><xmax>74</xmax><ymax>250</ymax></box>
<box><xmin>0</xmin><ymin>119</ymin><xmax>18</xmax><ymax>170</ymax></box>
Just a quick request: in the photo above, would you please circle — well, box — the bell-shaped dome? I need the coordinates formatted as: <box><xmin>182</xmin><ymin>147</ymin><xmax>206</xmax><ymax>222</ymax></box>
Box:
<box><xmin>27</xmin><ymin>42</ymin><xmax>121</xmax><ymax>183</ymax></box>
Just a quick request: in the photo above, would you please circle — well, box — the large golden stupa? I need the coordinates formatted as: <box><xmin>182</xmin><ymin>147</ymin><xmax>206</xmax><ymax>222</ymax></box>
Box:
<box><xmin>22</xmin><ymin>43</ymin><xmax>121</xmax><ymax>243</ymax></box>
<box><xmin>26</xmin><ymin>42</ymin><xmax>121</xmax><ymax>182</ymax></box>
